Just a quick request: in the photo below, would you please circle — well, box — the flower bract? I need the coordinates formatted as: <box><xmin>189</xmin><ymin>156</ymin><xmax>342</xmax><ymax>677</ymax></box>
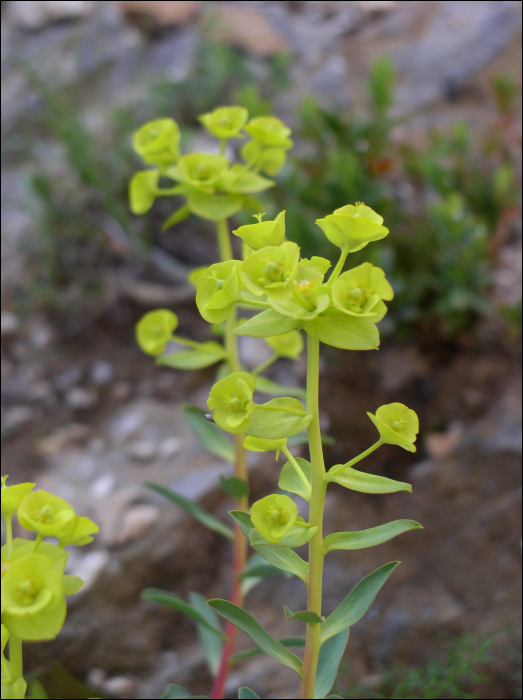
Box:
<box><xmin>1</xmin><ymin>553</ymin><xmax>66</xmax><ymax>640</ymax></box>
<box><xmin>57</xmin><ymin>515</ymin><xmax>99</xmax><ymax>547</ymax></box>
<box><xmin>244</xmin><ymin>116</ymin><xmax>292</xmax><ymax>148</ymax></box>
<box><xmin>207</xmin><ymin>371</ymin><xmax>256</xmax><ymax>433</ymax></box>
<box><xmin>17</xmin><ymin>492</ymin><xmax>75</xmax><ymax>538</ymax></box>
<box><xmin>265</xmin><ymin>330</ymin><xmax>303</xmax><ymax>359</ymax></box>
<box><xmin>132</xmin><ymin>118</ymin><xmax>180</xmax><ymax>171</ymax></box>
<box><xmin>136</xmin><ymin>309</ymin><xmax>178</xmax><ymax>356</ymax></box>
<box><xmin>198</xmin><ymin>106</ymin><xmax>248</xmax><ymax>140</ymax></box>
<box><xmin>129</xmin><ymin>170</ymin><xmax>160</xmax><ymax>215</ymax></box>
<box><xmin>367</xmin><ymin>403</ymin><xmax>419</xmax><ymax>452</ymax></box>
<box><xmin>268</xmin><ymin>259</ymin><xmax>331</xmax><ymax>320</ymax></box>
<box><xmin>1</xmin><ymin>480</ymin><xmax>35</xmax><ymax>518</ymax></box>
<box><xmin>168</xmin><ymin>153</ymin><xmax>229</xmax><ymax>190</ymax></box>
<box><xmin>240</xmin><ymin>242</ymin><xmax>300</xmax><ymax>297</ymax></box>
<box><xmin>251</xmin><ymin>494</ymin><xmax>298</xmax><ymax>544</ymax></box>
<box><xmin>233</xmin><ymin>211</ymin><xmax>286</xmax><ymax>250</ymax></box>
<box><xmin>316</xmin><ymin>202</ymin><xmax>389</xmax><ymax>252</ymax></box>
<box><xmin>196</xmin><ymin>260</ymin><xmax>242</xmax><ymax>324</ymax></box>
<box><xmin>332</xmin><ymin>262</ymin><xmax>393</xmax><ymax>321</ymax></box>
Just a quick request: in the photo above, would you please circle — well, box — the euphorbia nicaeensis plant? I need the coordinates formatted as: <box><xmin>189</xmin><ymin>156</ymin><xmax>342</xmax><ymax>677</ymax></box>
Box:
<box><xmin>132</xmin><ymin>106</ymin><xmax>421</xmax><ymax>699</ymax></box>
<box><xmin>1</xmin><ymin>477</ymin><xmax>98</xmax><ymax>700</ymax></box>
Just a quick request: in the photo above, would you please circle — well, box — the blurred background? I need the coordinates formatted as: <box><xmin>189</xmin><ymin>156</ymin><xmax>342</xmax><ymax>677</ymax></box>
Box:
<box><xmin>1</xmin><ymin>1</ymin><xmax>521</xmax><ymax>698</ymax></box>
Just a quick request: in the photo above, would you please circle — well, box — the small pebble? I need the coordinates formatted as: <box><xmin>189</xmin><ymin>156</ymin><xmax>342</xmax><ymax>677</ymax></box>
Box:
<box><xmin>0</xmin><ymin>311</ymin><xmax>19</xmax><ymax>336</ymax></box>
<box><xmin>65</xmin><ymin>387</ymin><xmax>98</xmax><ymax>410</ymax></box>
<box><xmin>158</xmin><ymin>436</ymin><xmax>183</xmax><ymax>459</ymax></box>
<box><xmin>3</xmin><ymin>405</ymin><xmax>35</xmax><ymax>430</ymax></box>
<box><xmin>129</xmin><ymin>440</ymin><xmax>157</xmax><ymax>462</ymax></box>
<box><xmin>117</xmin><ymin>505</ymin><xmax>160</xmax><ymax>544</ymax></box>
<box><xmin>90</xmin><ymin>360</ymin><xmax>114</xmax><ymax>386</ymax></box>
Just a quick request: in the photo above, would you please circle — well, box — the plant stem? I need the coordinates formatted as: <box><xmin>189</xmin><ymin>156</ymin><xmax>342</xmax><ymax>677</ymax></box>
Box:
<box><xmin>8</xmin><ymin>633</ymin><xmax>23</xmax><ymax>684</ymax></box>
<box><xmin>211</xmin><ymin>219</ymin><xmax>249</xmax><ymax>700</ymax></box>
<box><xmin>251</xmin><ymin>354</ymin><xmax>277</xmax><ymax>376</ymax></box>
<box><xmin>237</xmin><ymin>296</ymin><xmax>271</xmax><ymax>308</ymax></box>
<box><xmin>326</xmin><ymin>246</ymin><xmax>349</xmax><ymax>286</ymax></box>
<box><xmin>329</xmin><ymin>439</ymin><xmax>383</xmax><ymax>476</ymax></box>
<box><xmin>217</xmin><ymin>218</ymin><xmax>233</xmax><ymax>262</ymax></box>
<box><xmin>300</xmin><ymin>335</ymin><xmax>327</xmax><ymax>699</ymax></box>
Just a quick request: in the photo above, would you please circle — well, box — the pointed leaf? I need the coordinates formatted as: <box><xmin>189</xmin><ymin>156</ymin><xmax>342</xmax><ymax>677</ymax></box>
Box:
<box><xmin>238</xmin><ymin>563</ymin><xmax>289</xmax><ymax>579</ymax></box>
<box><xmin>183</xmin><ymin>403</ymin><xmax>234</xmax><ymax>462</ymax></box>
<box><xmin>314</xmin><ymin>629</ymin><xmax>349</xmax><ymax>699</ymax></box>
<box><xmin>323</xmin><ymin>520</ymin><xmax>422</xmax><ymax>554</ymax></box>
<box><xmin>279</xmin><ymin>458</ymin><xmax>312</xmax><ymax>501</ymax></box>
<box><xmin>255</xmin><ymin>376</ymin><xmax>306</xmax><ymax>400</ymax></box>
<box><xmin>207</xmin><ymin>599</ymin><xmax>303</xmax><ymax>675</ymax></box>
<box><xmin>304</xmin><ymin>310</ymin><xmax>379</xmax><ymax>350</ymax></box>
<box><xmin>146</xmin><ymin>483</ymin><xmax>234</xmax><ymax>540</ymax></box>
<box><xmin>250</xmin><ymin>524</ymin><xmax>317</xmax><ymax>548</ymax></box>
<box><xmin>324</xmin><ymin>467</ymin><xmax>412</xmax><ymax>494</ymax></box>
<box><xmin>253</xmin><ymin>544</ymin><xmax>308</xmax><ymax>583</ymax></box>
<box><xmin>189</xmin><ymin>592</ymin><xmax>223</xmax><ymax>677</ymax></box>
<box><xmin>229</xmin><ymin>510</ymin><xmax>253</xmax><ymax>541</ymax></box>
<box><xmin>230</xmin><ymin>637</ymin><xmax>305</xmax><ymax>665</ymax></box>
<box><xmin>320</xmin><ymin>562</ymin><xmax>400</xmax><ymax>644</ymax></box>
<box><xmin>162</xmin><ymin>205</ymin><xmax>191</xmax><ymax>231</ymax></box>
<box><xmin>158</xmin><ymin>347</ymin><xmax>226</xmax><ymax>370</ymax></box>
<box><xmin>238</xmin><ymin>688</ymin><xmax>260</xmax><ymax>699</ymax></box>
<box><xmin>143</xmin><ymin>589</ymin><xmax>227</xmax><ymax>640</ymax></box>
<box><xmin>284</xmin><ymin>606</ymin><xmax>323</xmax><ymax>624</ymax></box>
<box><xmin>161</xmin><ymin>685</ymin><xmax>208</xmax><ymax>699</ymax></box>
<box><xmin>220</xmin><ymin>476</ymin><xmax>249</xmax><ymax>499</ymax></box>
<box><xmin>234</xmin><ymin>309</ymin><xmax>298</xmax><ymax>338</ymax></box>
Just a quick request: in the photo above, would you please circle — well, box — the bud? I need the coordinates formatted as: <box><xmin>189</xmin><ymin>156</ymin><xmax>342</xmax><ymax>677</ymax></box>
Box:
<box><xmin>136</xmin><ymin>309</ymin><xmax>178</xmax><ymax>356</ymax></box>
<box><xmin>316</xmin><ymin>202</ymin><xmax>389</xmax><ymax>252</ymax></box>
<box><xmin>196</xmin><ymin>261</ymin><xmax>242</xmax><ymax>324</ymax></box>
<box><xmin>132</xmin><ymin>118</ymin><xmax>180</xmax><ymax>171</ymax></box>
<box><xmin>207</xmin><ymin>372</ymin><xmax>256</xmax><ymax>434</ymax></box>
<box><xmin>332</xmin><ymin>262</ymin><xmax>393</xmax><ymax>321</ymax></box>
<box><xmin>233</xmin><ymin>211</ymin><xmax>286</xmax><ymax>250</ymax></box>
<box><xmin>17</xmin><ymin>491</ymin><xmax>75</xmax><ymax>538</ymax></box>
<box><xmin>198</xmin><ymin>106</ymin><xmax>249</xmax><ymax>140</ymax></box>
<box><xmin>367</xmin><ymin>403</ymin><xmax>419</xmax><ymax>452</ymax></box>
<box><xmin>251</xmin><ymin>494</ymin><xmax>298</xmax><ymax>544</ymax></box>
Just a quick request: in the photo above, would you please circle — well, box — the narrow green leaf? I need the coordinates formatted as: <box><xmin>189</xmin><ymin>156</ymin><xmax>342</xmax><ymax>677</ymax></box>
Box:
<box><xmin>230</xmin><ymin>637</ymin><xmax>305</xmax><ymax>665</ymax></box>
<box><xmin>320</xmin><ymin>562</ymin><xmax>400</xmax><ymax>644</ymax></box>
<box><xmin>234</xmin><ymin>309</ymin><xmax>298</xmax><ymax>338</ymax></box>
<box><xmin>238</xmin><ymin>688</ymin><xmax>260</xmax><ymax>699</ymax></box>
<box><xmin>189</xmin><ymin>592</ymin><xmax>223</xmax><ymax>677</ymax></box>
<box><xmin>162</xmin><ymin>205</ymin><xmax>191</xmax><ymax>231</ymax></box>
<box><xmin>324</xmin><ymin>467</ymin><xmax>412</xmax><ymax>494</ymax></box>
<box><xmin>284</xmin><ymin>606</ymin><xmax>323</xmax><ymax>624</ymax></box>
<box><xmin>220</xmin><ymin>476</ymin><xmax>249</xmax><ymax>499</ymax></box>
<box><xmin>161</xmin><ymin>684</ymin><xmax>208</xmax><ymax>699</ymax></box>
<box><xmin>158</xmin><ymin>349</ymin><xmax>225</xmax><ymax>370</ymax></box>
<box><xmin>250</xmin><ymin>524</ymin><xmax>317</xmax><ymax>548</ymax></box>
<box><xmin>238</xmin><ymin>563</ymin><xmax>288</xmax><ymax>579</ymax></box>
<box><xmin>314</xmin><ymin>629</ymin><xmax>349</xmax><ymax>699</ymax></box>
<box><xmin>142</xmin><ymin>589</ymin><xmax>227</xmax><ymax>640</ymax></box>
<box><xmin>253</xmin><ymin>544</ymin><xmax>308</xmax><ymax>583</ymax></box>
<box><xmin>323</xmin><ymin>520</ymin><xmax>422</xmax><ymax>554</ymax></box>
<box><xmin>183</xmin><ymin>403</ymin><xmax>234</xmax><ymax>462</ymax></box>
<box><xmin>207</xmin><ymin>599</ymin><xmax>303</xmax><ymax>675</ymax></box>
<box><xmin>146</xmin><ymin>483</ymin><xmax>234</xmax><ymax>540</ymax></box>
<box><xmin>279</xmin><ymin>457</ymin><xmax>312</xmax><ymax>501</ymax></box>
<box><xmin>229</xmin><ymin>510</ymin><xmax>253</xmax><ymax>541</ymax></box>
<box><xmin>255</xmin><ymin>376</ymin><xmax>307</xmax><ymax>400</ymax></box>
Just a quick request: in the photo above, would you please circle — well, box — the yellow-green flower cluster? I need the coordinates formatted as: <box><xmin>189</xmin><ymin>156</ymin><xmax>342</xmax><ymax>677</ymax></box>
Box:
<box><xmin>1</xmin><ymin>476</ymin><xmax>98</xmax><ymax>696</ymax></box>
<box><xmin>129</xmin><ymin>107</ymin><xmax>292</xmax><ymax>222</ymax></box>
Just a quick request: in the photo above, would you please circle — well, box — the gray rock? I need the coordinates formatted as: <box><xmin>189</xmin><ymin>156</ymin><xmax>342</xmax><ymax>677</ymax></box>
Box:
<box><xmin>52</xmin><ymin>366</ymin><xmax>83</xmax><ymax>391</ymax></box>
<box><xmin>7</xmin><ymin>1</ymin><xmax>93</xmax><ymax>30</ymax></box>
<box><xmin>65</xmin><ymin>387</ymin><xmax>98</xmax><ymax>409</ymax></box>
<box><xmin>2</xmin><ymin>404</ymin><xmax>35</xmax><ymax>430</ymax></box>
<box><xmin>90</xmin><ymin>360</ymin><xmax>114</xmax><ymax>386</ymax></box>
<box><xmin>0</xmin><ymin>310</ymin><xmax>19</xmax><ymax>336</ymax></box>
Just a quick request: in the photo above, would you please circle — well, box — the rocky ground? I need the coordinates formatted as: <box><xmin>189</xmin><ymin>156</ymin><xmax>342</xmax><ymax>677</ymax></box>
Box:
<box><xmin>1</xmin><ymin>2</ymin><xmax>522</xmax><ymax>699</ymax></box>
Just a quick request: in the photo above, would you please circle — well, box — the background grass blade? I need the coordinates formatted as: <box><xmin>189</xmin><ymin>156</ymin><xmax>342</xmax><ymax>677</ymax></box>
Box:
<box><xmin>183</xmin><ymin>403</ymin><xmax>235</xmax><ymax>462</ymax></box>
<box><xmin>142</xmin><ymin>589</ymin><xmax>227</xmax><ymax>640</ymax></box>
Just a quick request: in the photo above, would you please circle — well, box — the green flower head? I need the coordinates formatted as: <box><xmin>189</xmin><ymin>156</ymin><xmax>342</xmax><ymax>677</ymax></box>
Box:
<box><xmin>1</xmin><ymin>478</ymin><xmax>35</xmax><ymax>518</ymax></box>
<box><xmin>251</xmin><ymin>494</ymin><xmax>298</xmax><ymax>544</ymax></box>
<box><xmin>132</xmin><ymin>118</ymin><xmax>181</xmax><ymax>171</ymax></box>
<box><xmin>368</xmin><ymin>403</ymin><xmax>419</xmax><ymax>452</ymax></box>
<box><xmin>332</xmin><ymin>262</ymin><xmax>394</xmax><ymax>322</ymax></box>
<box><xmin>136</xmin><ymin>309</ymin><xmax>179</xmax><ymax>356</ymax></box>
<box><xmin>1</xmin><ymin>553</ymin><xmax>66</xmax><ymax>640</ymax></box>
<box><xmin>240</xmin><ymin>242</ymin><xmax>300</xmax><ymax>297</ymax></box>
<box><xmin>17</xmin><ymin>491</ymin><xmax>75</xmax><ymax>538</ymax></box>
<box><xmin>268</xmin><ymin>258</ymin><xmax>331</xmax><ymax>321</ymax></box>
<box><xmin>129</xmin><ymin>169</ymin><xmax>160</xmax><ymax>214</ymax></box>
<box><xmin>233</xmin><ymin>211</ymin><xmax>286</xmax><ymax>250</ymax></box>
<box><xmin>244</xmin><ymin>116</ymin><xmax>292</xmax><ymax>148</ymax></box>
<box><xmin>241</xmin><ymin>140</ymin><xmax>288</xmax><ymax>176</ymax></box>
<box><xmin>1</xmin><ymin>679</ymin><xmax>27</xmax><ymax>700</ymax></box>
<box><xmin>57</xmin><ymin>515</ymin><xmax>99</xmax><ymax>548</ymax></box>
<box><xmin>196</xmin><ymin>260</ymin><xmax>242</xmax><ymax>324</ymax></box>
<box><xmin>265</xmin><ymin>330</ymin><xmax>303</xmax><ymax>359</ymax></box>
<box><xmin>207</xmin><ymin>372</ymin><xmax>256</xmax><ymax>433</ymax></box>
<box><xmin>316</xmin><ymin>202</ymin><xmax>389</xmax><ymax>252</ymax></box>
<box><xmin>168</xmin><ymin>153</ymin><xmax>229</xmax><ymax>190</ymax></box>
<box><xmin>198</xmin><ymin>106</ymin><xmax>248</xmax><ymax>140</ymax></box>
